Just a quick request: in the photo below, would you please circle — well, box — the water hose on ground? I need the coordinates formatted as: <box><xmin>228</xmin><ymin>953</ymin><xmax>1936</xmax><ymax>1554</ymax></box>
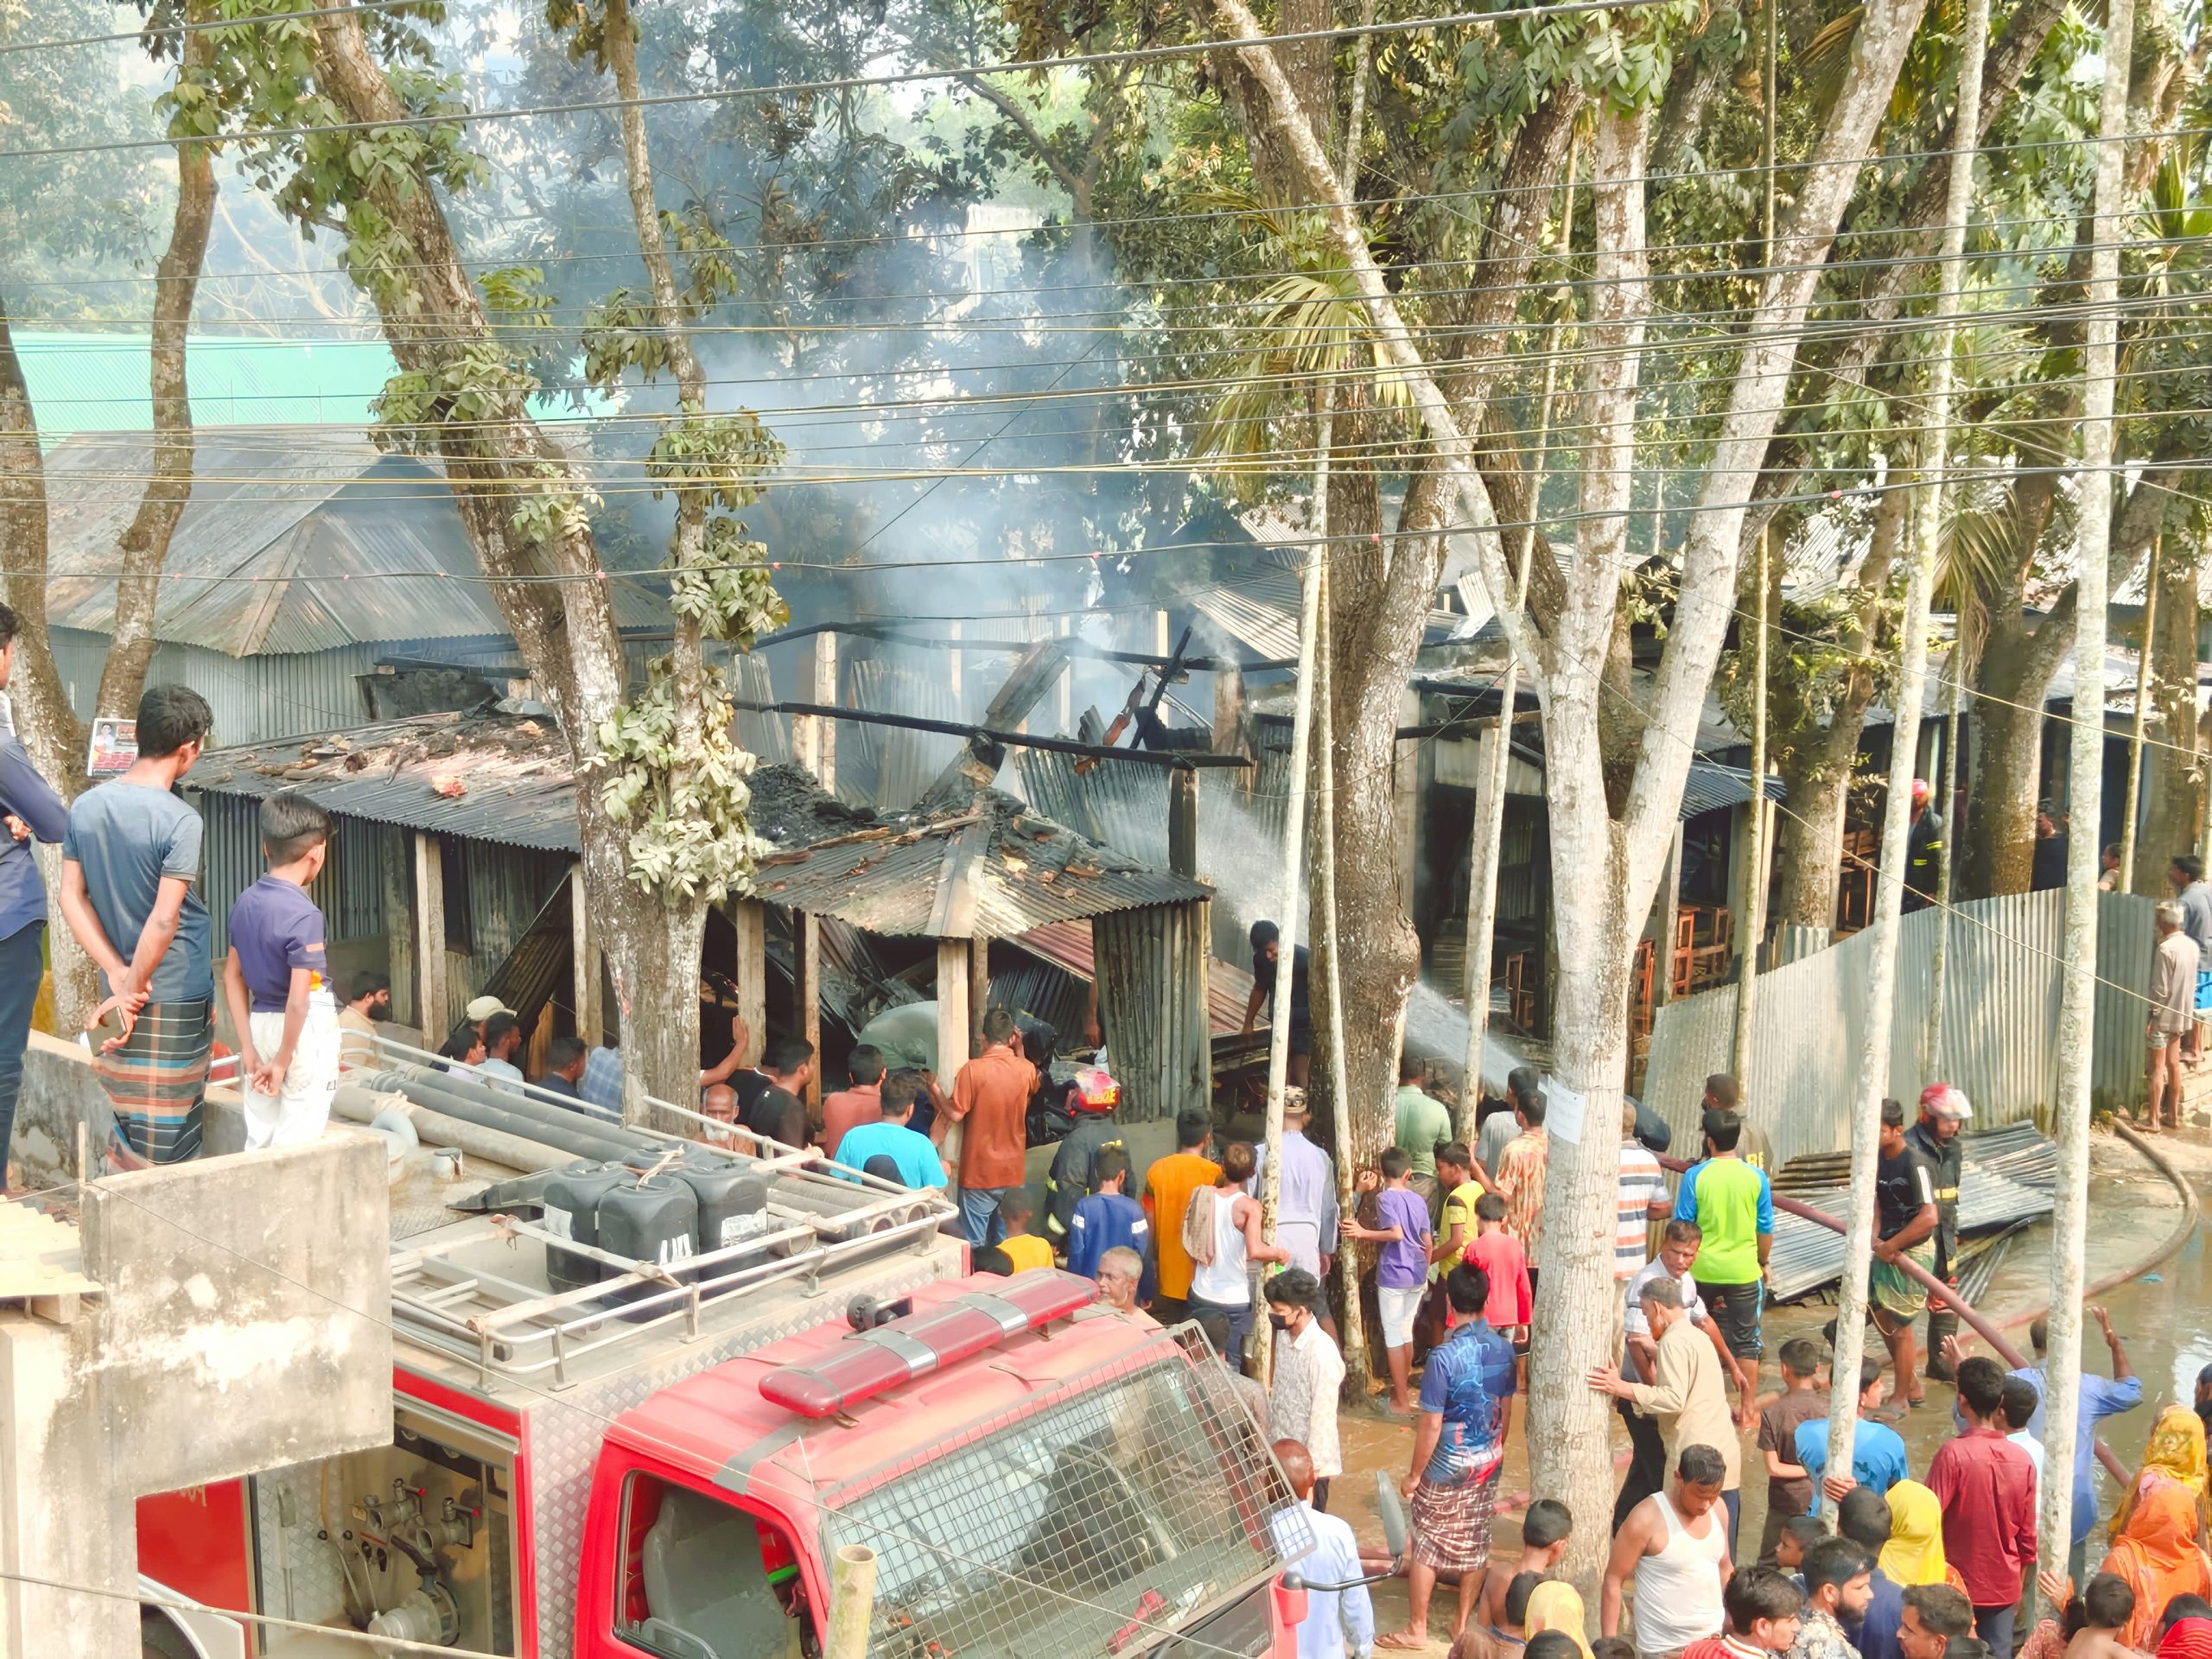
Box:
<box><xmin>1749</xmin><ymin>1122</ymin><xmax>2200</xmax><ymax>1489</ymax></box>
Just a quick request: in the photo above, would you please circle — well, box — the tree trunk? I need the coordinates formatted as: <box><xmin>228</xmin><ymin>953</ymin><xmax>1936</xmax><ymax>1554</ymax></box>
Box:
<box><xmin>1962</xmin><ymin>676</ymin><xmax>2044</xmax><ymax>897</ymax></box>
<box><xmin>1773</xmin><ymin>754</ymin><xmax>1851</xmax><ymax>929</ymax></box>
<box><xmin>1311</xmin><ymin>410</ymin><xmax>1428</xmax><ymax>1172</ymax></box>
<box><xmin>0</xmin><ymin>302</ymin><xmax>99</xmax><ymax>1033</ymax></box>
<box><xmin>2139</xmin><ymin>537</ymin><xmax>2202</xmax><ymax>888</ymax></box>
<box><xmin>303</xmin><ymin>4</ymin><xmax>696</xmax><ymax>1104</ymax></box>
<box><xmin>100</xmin><ymin>8</ymin><xmax>218</xmax><ymax>725</ymax></box>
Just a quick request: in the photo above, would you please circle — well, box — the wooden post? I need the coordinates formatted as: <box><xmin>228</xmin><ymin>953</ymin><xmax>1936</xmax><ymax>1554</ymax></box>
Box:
<box><xmin>1654</xmin><ymin>823</ymin><xmax>1685</xmax><ymax>1010</ymax></box>
<box><xmin>969</xmin><ymin>936</ymin><xmax>991</xmax><ymax>1052</ymax></box>
<box><xmin>797</xmin><ymin>911</ymin><xmax>822</xmax><ymax>1114</ymax></box>
<box><xmin>732</xmin><ymin>898</ymin><xmax>766</xmax><ymax>1065</ymax></box>
<box><xmin>1168</xmin><ymin>770</ymin><xmax>1200</xmax><ymax>879</ymax></box>
<box><xmin>1056</xmin><ymin>616</ymin><xmax>1073</xmax><ymax>734</ymax></box>
<box><xmin>813</xmin><ymin>632</ymin><xmax>839</xmax><ymax>792</ymax></box>
<box><xmin>1154</xmin><ymin>609</ymin><xmax>1171</xmax><ymax>656</ymax></box>
<box><xmin>935</xmin><ymin>938</ymin><xmax>971</xmax><ymax>1188</ymax></box>
<box><xmin>413</xmin><ymin>833</ymin><xmax>448</xmax><ymax>1044</ymax></box>
<box><xmin>2120</xmin><ymin>534</ymin><xmax>2159</xmax><ymax>891</ymax></box>
<box><xmin>381</xmin><ymin>826</ymin><xmax>417</xmax><ymax>1033</ymax></box>
<box><xmin>569</xmin><ymin>863</ymin><xmax>601</xmax><ymax>1043</ymax></box>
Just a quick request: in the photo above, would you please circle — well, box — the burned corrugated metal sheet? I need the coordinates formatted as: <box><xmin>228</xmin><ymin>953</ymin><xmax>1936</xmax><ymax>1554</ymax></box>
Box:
<box><xmin>1009</xmin><ymin>918</ymin><xmax>1257</xmax><ymax>1038</ymax></box>
<box><xmin>41</xmin><ymin>432</ymin><xmax>661</xmax><ymax>658</ymax></box>
<box><xmin>445</xmin><ymin>871</ymin><xmax>573</xmax><ymax>1050</ymax></box>
<box><xmin>1644</xmin><ymin>889</ymin><xmax>2152</xmax><ymax>1167</ymax></box>
<box><xmin>188</xmin><ymin>711</ymin><xmax>582</xmax><ymax>853</ymax></box>
<box><xmin>1094</xmin><ymin>901</ymin><xmax>1212</xmax><ymax>1122</ymax></box>
<box><xmin>849</xmin><ymin>657</ymin><xmax>966</xmax><ymax>810</ymax></box>
<box><xmin>745</xmin><ymin>764</ymin><xmax>1211</xmax><ymax>938</ymax></box>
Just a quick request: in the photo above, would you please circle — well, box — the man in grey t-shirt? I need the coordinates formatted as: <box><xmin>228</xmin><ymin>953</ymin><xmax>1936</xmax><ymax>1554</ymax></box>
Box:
<box><xmin>60</xmin><ymin>686</ymin><xmax>215</xmax><ymax>1166</ymax></box>
<box><xmin>2168</xmin><ymin>855</ymin><xmax>2212</xmax><ymax>1063</ymax></box>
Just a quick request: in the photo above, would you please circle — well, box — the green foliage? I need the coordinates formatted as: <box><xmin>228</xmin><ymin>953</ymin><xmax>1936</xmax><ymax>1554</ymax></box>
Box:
<box><xmin>589</xmin><ymin>658</ymin><xmax>775</xmax><ymax>899</ymax></box>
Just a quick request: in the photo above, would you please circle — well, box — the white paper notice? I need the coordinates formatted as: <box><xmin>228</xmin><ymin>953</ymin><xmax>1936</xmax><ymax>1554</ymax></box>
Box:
<box><xmin>1544</xmin><ymin>1079</ymin><xmax>1587</xmax><ymax>1145</ymax></box>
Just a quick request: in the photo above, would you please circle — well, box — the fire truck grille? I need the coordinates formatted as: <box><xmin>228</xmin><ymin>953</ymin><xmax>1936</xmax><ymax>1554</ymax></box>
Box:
<box><xmin>820</xmin><ymin>1327</ymin><xmax>1309</xmax><ymax>1659</ymax></box>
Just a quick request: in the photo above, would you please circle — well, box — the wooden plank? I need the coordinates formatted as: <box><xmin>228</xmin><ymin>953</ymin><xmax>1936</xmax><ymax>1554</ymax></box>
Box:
<box><xmin>416</xmin><ymin>832</ymin><xmax>448</xmax><ymax>1043</ymax></box>
<box><xmin>732</xmin><ymin>899</ymin><xmax>766</xmax><ymax>1066</ymax></box>
<box><xmin>798</xmin><ymin>912</ymin><xmax>823</xmax><ymax>1114</ymax></box>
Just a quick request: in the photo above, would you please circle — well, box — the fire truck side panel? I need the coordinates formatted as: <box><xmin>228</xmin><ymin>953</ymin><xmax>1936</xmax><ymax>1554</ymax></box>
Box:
<box><xmin>137</xmin><ymin>1484</ymin><xmax>257</xmax><ymax>1656</ymax></box>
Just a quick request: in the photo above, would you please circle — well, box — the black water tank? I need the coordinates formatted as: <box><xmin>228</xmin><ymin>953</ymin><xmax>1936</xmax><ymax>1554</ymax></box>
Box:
<box><xmin>539</xmin><ymin>1162</ymin><xmax>628</xmax><ymax>1294</ymax></box>
<box><xmin>595</xmin><ymin>1175</ymin><xmax>700</xmax><ymax>1319</ymax></box>
<box><xmin>672</xmin><ymin>1164</ymin><xmax>772</xmax><ymax>1267</ymax></box>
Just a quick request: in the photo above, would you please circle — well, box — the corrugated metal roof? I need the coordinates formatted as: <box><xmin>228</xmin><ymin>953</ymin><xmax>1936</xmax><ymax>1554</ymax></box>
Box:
<box><xmin>1680</xmin><ymin>760</ymin><xmax>1789</xmax><ymax>819</ymax></box>
<box><xmin>1008</xmin><ymin>918</ymin><xmax>1255</xmax><ymax>1037</ymax></box>
<box><xmin>41</xmin><ymin>430</ymin><xmax>662</xmax><ymax>657</ymax></box>
<box><xmin>188</xmin><ymin>710</ymin><xmax>583</xmax><ymax>852</ymax></box>
<box><xmin>747</xmin><ymin>766</ymin><xmax>1211</xmax><ymax>938</ymax></box>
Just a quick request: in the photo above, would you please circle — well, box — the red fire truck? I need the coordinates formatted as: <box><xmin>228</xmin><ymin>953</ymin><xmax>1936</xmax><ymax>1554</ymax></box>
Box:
<box><xmin>137</xmin><ymin>1147</ymin><xmax>1320</xmax><ymax>1659</ymax></box>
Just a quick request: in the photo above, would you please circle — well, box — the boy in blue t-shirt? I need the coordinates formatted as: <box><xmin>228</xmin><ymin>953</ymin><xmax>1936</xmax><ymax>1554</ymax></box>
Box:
<box><xmin>1795</xmin><ymin>1355</ymin><xmax>1910</xmax><ymax>1510</ymax></box>
<box><xmin>1068</xmin><ymin>1146</ymin><xmax>1153</xmax><ymax>1298</ymax></box>
<box><xmin>219</xmin><ymin>790</ymin><xmax>341</xmax><ymax>1151</ymax></box>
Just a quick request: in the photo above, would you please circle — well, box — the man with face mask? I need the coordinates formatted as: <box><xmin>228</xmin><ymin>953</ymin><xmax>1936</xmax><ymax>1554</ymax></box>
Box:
<box><xmin>1266</xmin><ymin>1268</ymin><xmax>1344</xmax><ymax>1512</ymax></box>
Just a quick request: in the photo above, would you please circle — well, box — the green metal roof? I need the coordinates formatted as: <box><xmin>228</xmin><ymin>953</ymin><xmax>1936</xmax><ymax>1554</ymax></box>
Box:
<box><xmin>16</xmin><ymin>330</ymin><xmax>398</xmax><ymax>434</ymax></box>
<box><xmin>13</xmin><ymin>330</ymin><xmax>603</xmax><ymax>435</ymax></box>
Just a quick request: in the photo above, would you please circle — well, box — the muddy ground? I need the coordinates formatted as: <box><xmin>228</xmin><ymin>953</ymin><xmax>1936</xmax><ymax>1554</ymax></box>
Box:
<box><xmin>1319</xmin><ymin>1126</ymin><xmax>2204</xmax><ymax>1653</ymax></box>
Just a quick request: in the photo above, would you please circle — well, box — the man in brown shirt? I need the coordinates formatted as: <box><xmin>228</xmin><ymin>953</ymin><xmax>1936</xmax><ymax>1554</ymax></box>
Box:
<box><xmin>819</xmin><ymin>1043</ymin><xmax>886</xmax><ymax>1159</ymax></box>
<box><xmin>941</xmin><ymin>1007</ymin><xmax>1039</xmax><ymax>1245</ymax></box>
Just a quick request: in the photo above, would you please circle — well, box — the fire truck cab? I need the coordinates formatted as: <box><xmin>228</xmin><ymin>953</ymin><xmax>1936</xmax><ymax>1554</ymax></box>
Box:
<box><xmin>137</xmin><ymin>1137</ymin><xmax>1312</xmax><ymax>1659</ymax></box>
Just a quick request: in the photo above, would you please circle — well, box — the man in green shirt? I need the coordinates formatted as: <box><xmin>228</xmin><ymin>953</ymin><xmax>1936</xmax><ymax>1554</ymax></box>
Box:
<box><xmin>1394</xmin><ymin>1053</ymin><xmax>1454</xmax><ymax>1222</ymax></box>
<box><xmin>1671</xmin><ymin>1107</ymin><xmax>1774</xmax><ymax>1380</ymax></box>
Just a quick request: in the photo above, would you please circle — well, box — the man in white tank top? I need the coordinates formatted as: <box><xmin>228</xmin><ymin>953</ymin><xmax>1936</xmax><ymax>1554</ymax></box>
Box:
<box><xmin>1600</xmin><ymin>1444</ymin><xmax>1733</xmax><ymax>1658</ymax></box>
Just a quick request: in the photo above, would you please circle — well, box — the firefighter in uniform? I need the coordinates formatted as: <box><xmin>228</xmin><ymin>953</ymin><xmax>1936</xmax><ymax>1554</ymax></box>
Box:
<box><xmin>1904</xmin><ymin>1081</ymin><xmax>1970</xmax><ymax>1380</ymax></box>
<box><xmin>1904</xmin><ymin>779</ymin><xmax>1944</xmax><ymax>912</ymax></box>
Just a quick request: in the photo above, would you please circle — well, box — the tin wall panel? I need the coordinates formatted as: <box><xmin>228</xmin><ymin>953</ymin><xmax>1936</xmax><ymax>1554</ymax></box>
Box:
<box><xmin>1645</xmin><ymin>890</ymin><xmax>2151</xmax><ymax>1170</ymax></box>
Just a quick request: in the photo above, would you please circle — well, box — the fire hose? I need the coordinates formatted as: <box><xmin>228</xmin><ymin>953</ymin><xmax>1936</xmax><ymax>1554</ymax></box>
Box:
<box><xmin>1664</xmin><ymin>1144</ymin><xmax>2198</xmax><ymax>1490</ymax></box>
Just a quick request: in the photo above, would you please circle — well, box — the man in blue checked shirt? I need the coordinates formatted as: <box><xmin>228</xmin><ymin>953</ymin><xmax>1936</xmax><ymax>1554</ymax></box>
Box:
<box><xmin>1272</xmin><ymin>1440</ymin><xmax>1374</xmax><ymax>1659</ymax></box>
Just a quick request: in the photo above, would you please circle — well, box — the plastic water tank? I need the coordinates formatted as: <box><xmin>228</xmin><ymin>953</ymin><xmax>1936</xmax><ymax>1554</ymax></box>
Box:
<box><xmin>671</xmin><ymin>1164</ymin><xmax>772</xmax><ymax>1268</ymax></box>
<box><xmin>540</xmin><ymin>1161</ymin><xmax>629</xmax><ymax>1294</ymax></box>
<box><xmin>595</xmin><ymin>1175</ymin><xmax>700</xmax><ymax>1319</ymax></box>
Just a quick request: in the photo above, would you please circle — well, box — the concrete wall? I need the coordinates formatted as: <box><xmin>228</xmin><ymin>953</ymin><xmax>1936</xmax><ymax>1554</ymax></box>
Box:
<box><xmin>0</xmin><ymin>1039</ymin><xmax>394</xmax><ymax>1658</ymax></box>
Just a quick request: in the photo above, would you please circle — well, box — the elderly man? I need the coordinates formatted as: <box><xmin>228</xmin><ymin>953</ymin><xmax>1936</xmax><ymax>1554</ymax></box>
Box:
<box><xmin>1592</xmin><ymin>1271</ymin><xmax>1745</xmax><ymax>1557</ymax></box>
<box><xmin>2149</xmin><ymin>899</ymin><xmax>2198</xmax><ymax>1131</ymax></box>
<box><xmin>1096</xmin><ymin>1246</ymin><xmax>1142</xmax><ymax>1313</ymax></box>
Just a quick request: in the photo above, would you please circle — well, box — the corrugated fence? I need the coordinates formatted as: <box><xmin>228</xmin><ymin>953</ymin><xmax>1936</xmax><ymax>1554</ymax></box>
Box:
<box><xmin>1645</xmin><ymin>891</ymin><xmax>2153</xmax><ymax>1168</ymax></box>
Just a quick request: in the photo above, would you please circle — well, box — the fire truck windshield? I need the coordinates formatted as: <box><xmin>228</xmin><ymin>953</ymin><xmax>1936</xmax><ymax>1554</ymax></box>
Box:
<box><xmin>819</xmin><ymin>1354</ymin><xmax>1310</xmax><ymax>1659</ymax></box>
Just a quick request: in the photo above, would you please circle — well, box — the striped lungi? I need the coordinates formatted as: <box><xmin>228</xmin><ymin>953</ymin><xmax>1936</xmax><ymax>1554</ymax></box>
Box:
<box><xmin>94</xmin><ymin>999</ymin><xmax>210</xmax><ymax>1169</ymax></box>
<box><xmin>1408</xmin><ymin>1460</ymin><xmax>1502</xmax><ymax>1574</ymax></box>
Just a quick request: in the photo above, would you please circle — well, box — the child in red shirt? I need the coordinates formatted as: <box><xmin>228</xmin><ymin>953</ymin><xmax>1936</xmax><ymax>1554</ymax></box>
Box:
<box><xmin>1469</xmin><ymin>1192</ymin><xmax>1534</xmax><ymax>1348</ymax></box>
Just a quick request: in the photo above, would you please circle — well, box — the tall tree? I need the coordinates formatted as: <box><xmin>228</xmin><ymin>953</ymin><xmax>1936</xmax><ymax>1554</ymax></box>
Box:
<box><xmin>201</xmin><ymin>0</ymin><xmax>784</xmax><ymax>1111</ymax></box>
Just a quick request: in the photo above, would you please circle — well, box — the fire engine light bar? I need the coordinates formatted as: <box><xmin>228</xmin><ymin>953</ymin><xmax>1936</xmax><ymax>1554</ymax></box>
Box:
<box><xmin>760</xmin><ymin>1269</ymin><xmax>1098</xmax><ymax>1418</ymax></box>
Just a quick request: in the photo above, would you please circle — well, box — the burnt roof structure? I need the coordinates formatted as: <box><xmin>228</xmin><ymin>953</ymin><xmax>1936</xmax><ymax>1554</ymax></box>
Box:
<box><xmin>189</xmin><ymin>712</ymin><xmax>1211</xmax><ymax>936</ymax></box>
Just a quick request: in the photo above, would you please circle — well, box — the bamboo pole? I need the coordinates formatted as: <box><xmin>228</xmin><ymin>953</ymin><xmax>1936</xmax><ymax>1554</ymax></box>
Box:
<box><xmin>1314</xmin><ymin>557</ymin><xmax>1369</xmax><ymax>1392</ymax></box>
<box><xmin>1823</xmin><ymin>0</ymin><xmax>1986</xmax><ymax>1512</ymax></box>
<box><xmin>2039</xmin><ymin>0</ymin><xmax>2133</xmax><ymax>1617</ymax></box>
<box><xmin>2121</xmin><ymin>535</ymin><xmax>2160</xmax><ymax>891</ymax></box>
<box><xmin>1732</xmin><ymin>524</ymin><xmax>1770</xmax><ymax>1082</ymax></box>
<box><xmin>1256</xmin><ymin>402</ymin><xmax>1326</xmax><ymax>1387</ymax></box>
<box><xmin>827</xmin><ymin>1545</ymin><xmax>879</xmax><ymax>1659</ymax></box>
<box><xmin>1459</xmin><ymin>140</ymin><xmax>1575</xmax><ymax>1144</ymax></box>
<box><xmin>1925</xmin><ymin>651</ymin><xmax>1966</xmax><ymax>1076</ymax></box>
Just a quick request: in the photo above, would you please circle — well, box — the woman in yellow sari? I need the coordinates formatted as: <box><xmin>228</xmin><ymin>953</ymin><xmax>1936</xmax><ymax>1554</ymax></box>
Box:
<box><xmin>1882</xmin><ymin>1482</ymin><xmax>1972</xmax><ymax>1596</ymax></box>
<box><xmin>2110</xmin><ymin>1404</ymin><xmax>2210</xmax><ymax>1543</ymax></box>
<box><xmin>2100</xmin><ymin>1472</ymin><xmax>2212</xmax><ymax>1651</ymax></box>
<box><xmin>1524</xmin><ymin>1581</ymin><xmax>1593</xmax><ymax>1659</ymax></box>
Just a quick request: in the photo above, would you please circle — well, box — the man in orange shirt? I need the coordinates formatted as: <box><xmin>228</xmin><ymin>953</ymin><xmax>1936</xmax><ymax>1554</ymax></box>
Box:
<box><xmin>819</xmin><ymin>1044</ymin><xmax>886</xmax><ymax>1160</ymax></box>
<box><xmin>1145</xmin><ymin>1108</ymin><xmax>1221</xmax><ymax>1322</ymax></box>
<box><xmin>940</xmin><ymin>1007</ymin><xmax>1039</xmax><ymax>1246</ymax></box>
